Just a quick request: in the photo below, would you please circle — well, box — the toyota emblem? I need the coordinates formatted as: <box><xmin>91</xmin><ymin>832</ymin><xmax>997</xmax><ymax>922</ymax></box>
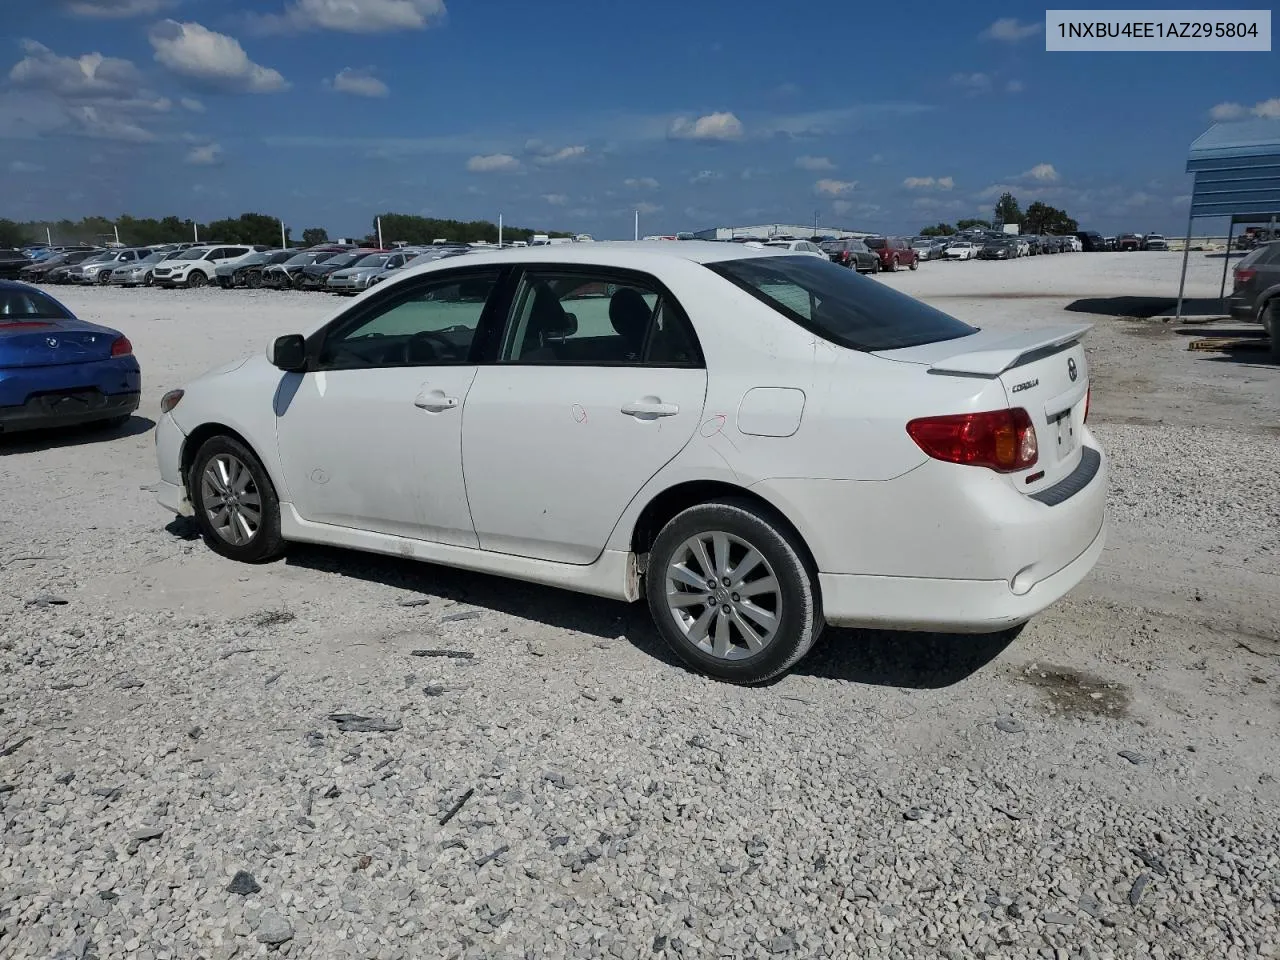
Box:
<box><xmin>1067</xmin><ymin>357</ymin><xmax>1078</xmax><ymax>382</ymax></box>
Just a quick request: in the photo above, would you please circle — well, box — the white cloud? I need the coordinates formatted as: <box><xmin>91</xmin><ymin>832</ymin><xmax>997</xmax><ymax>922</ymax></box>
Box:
<box><xmin>668</xmin><ymin>111</ymin><xmax>743</xmax><ymax>141</ymax></box>
<box><xmin>980</xmin><ymin>18</ymin><xmax>1041</xmax><ymax>42</ymax></box>
<box><xmin>1209</xmin><ymin>102</ymin><xmax>1248</xmax><ymax>121</ymax></box>
<box><xmin>180</xmin><ymin>97</ymin><xmax>205</xmax><ymax>112</ymax></box>
<box><xmin>815</xmin><ymin>178</ymin><xmax>856</xmax><ymax>196</ymax></box>
<box><xmin>149</xmin><ymin>20</ymin><xmax>288</xmax><ymax>93</ymax></box>
<box><xmin>624</xmin><ymin>176</ymin><xmax>659</xmax><ymax>190</ymax></box>
<box><xmin>9</xmin><ymin>41</ymin><xmax>143</xmax><ymax>99</ymax></box>
<box><xmin>1210</xmin><ymin>98</ymin><xmax>1280</xmax><ymax>120</ymax></box>
<box><xmin>795</xmin><ymin>155</ymin><xmax>834</xmax><ymax>171</ymax></box>
<box><xmin>1006</xmin><ymin>79</ymin><xmax>1025</xmax><ymax>93</ymax></box>
<box><xmin>542</xmin><ymin>193</ymin><xmax>568</xmax><ymax>206</ymax></box>
<box><xmin>976</xmin><ymin>183</ymin><xmax>1021</xmax><ymax>200</ymax></box>
<box><xmin>950</xmin><ymin>72</ymin><xmax>992</xmax><ymax>93</ymax></box>
<box><xmin>1022</xmin><ymin>163</ymin><xmax>1059</xmax><ymax>183</ymax></box>
<box><xmin>1124</xmin><ymin>192</ymin><xmax>1154</xmax><ymax>208</ymax></box>
<box><xmin>9</xmin><ymin>160</ymin><xmax>43</xmax><ymax>173</ymax></box>
<box><xmin>250</xmin><ymin>0</ymin><xmax>447</xmax><ymax>34</ymax></box>
<box><xmin>903</xmin><ymin>176</ymin><xmax>954</xmax><ymax>190</ymax></box>
<box><xmin>524</xmin><ymin>140</ymin><xmax>587</xmax><ymax>165</ymax></box>
<box><xmin>329</xmin><ymin>67</ymin><xmax>388</xmax><ymax>97</ymax></box>
<box><xmin>832</xmin><ymin>199</ymin><xmax>852</xmax><ymax>215</ymax></box>
<box><xmin>1253</xmin><ymin>98</ymin><xmax>1280</xmax><ymax>118</ymax></box>
<box><xmin>186</xmin><ymin>142</ymin><xmax>222</xmax><ymax>165</ymax></box>
<box><xmin>466</xmin><ymin>153</ymin><xmax>519</xmax><ymax>172</ymax></box>
<box><xmin>635</xmin><ymin>201</ymin><xmax>662</xmax><ymax>215</ymax></box>
<box><xmin>56</xmin><ymin>0</ymin><xmax>173</xmax><ymax>16</ymax></box>
<box><xmin>690</xmin><ymin>169</ymin><xmax>721</xmax><ymax>184</ymax></box>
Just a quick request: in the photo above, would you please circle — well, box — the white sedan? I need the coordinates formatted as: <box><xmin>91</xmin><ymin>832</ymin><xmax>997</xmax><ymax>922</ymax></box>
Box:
<box><xmin>944</xmin><ymin>241</ymin><xmax>978</xmax><ymax>261</ymax></box>
<box><xmin>154</xmin><ymin>242</ymin><xmax>1106</xmax><ymax>684</ymax></box>
<box><xmin>758</xmin><ymin>239</ymin><xmax>829</xmax><ymax>258</ymax></box>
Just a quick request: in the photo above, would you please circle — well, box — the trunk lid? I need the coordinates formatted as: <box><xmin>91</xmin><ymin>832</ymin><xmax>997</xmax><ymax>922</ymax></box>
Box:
<box><xmin>0</xmin><ymin>320</ymin><xmax>117</xmax><ymax>367</ymax></box>
<box><xmin>876</xmin><ymin>324</ymin><xmax>1091</xmax><ymax>494</ymax></box>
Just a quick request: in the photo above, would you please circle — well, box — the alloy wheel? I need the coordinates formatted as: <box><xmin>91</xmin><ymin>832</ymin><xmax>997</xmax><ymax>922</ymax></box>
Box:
<box><xmin>200</xmin><ymin>453</ymin><xmax>263</xmax><ymax>546</ymax></box>
<box><xmin>664</xmin><ymin>531</ymin><xmax>781</xmax><ymax>660</ymax></box>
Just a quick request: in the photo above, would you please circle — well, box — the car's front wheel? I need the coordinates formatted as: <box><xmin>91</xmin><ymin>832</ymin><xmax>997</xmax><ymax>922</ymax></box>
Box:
<box><xmin>1263</xmin><ymin>300</ymin><xmax>1280</xmax><ymax>364</ymax></box>
<box><xmin>646</xmin><ymin>499</ymin><xmax>823</xmax><ymax>685</ymax></box>
<box><xmin>187</xmin><ymin>271</ymin><xmax>208</xmax><ymax>289</ymax></box>
<box><xmin>188</xmin><ymin>435</ymin><xmax>285</xmax><ymax>563</ymax></box>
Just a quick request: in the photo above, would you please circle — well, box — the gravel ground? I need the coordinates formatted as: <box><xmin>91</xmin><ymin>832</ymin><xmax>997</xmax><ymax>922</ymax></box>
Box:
<box><xmin>2</xmin><ymin>252</ymin><xmax>1278</xmax><ymax>960</ymax></box>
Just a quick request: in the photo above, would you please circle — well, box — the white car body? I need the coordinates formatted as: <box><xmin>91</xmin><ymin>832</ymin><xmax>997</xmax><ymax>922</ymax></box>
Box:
<box><xmin>154</xmin><ymin>242</ymin><xmax>1106</xmax><ymax>680</ymax></box>
<box><xmin>1015</xmin><ymin>239</ymin><xmax>1031</xmax><ymax>257</ymax></box>
<box><xmin>152</xmin><ymin>245</ymin><xmax>255</xmax><ymax>288</ymax></box>
<box><xmin>761</xmin><ymin>240</ymin><xmax>828</xmax><ymax>258</ymax></box>
<box><xmin>944</xmin><ymin>242</ymin><xmax>977</xmax><ymax>261</ymax></box>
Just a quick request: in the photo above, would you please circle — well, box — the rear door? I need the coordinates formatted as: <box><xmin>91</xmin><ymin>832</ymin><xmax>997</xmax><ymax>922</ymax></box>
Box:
<box><xmin>462</xmin><ymin>264</ymin><xmax>708</xmax><ymax>564</ymax></box>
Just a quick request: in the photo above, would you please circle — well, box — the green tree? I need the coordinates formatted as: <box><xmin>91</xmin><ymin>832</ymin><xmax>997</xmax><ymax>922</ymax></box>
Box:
<box><xmin>301</xmin><ymin>227</ymin><xmax>329</xmax><ymax>246</ymax></box>
<box><xmin>0</xmin><ymin>219</ymin><xmax>31</xmax><ymax>247</ymax></box>
<box><xmin>1023</xmin><ymin>201</ymin><xmax>1078</xmax><ymax>235</ymax></box>
<box><xmin>993</xmin><ymin>193</ymin><xmax>1023</xmax><ymax>227</ymax></box>
<box><xmin>956</xmin><ymin>218</ymin><xmax>992</xmax><ymax>231</ymax></box>
<box><xmin>919</xmin><ymin>222</ymin><xmax>956</xmax><ymax>237</ymax></box>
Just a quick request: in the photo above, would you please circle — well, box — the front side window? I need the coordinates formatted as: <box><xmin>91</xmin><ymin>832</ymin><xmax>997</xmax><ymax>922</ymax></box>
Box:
<box><xmin>709</xmin><ymin>255</ymin><xmax>977</xmax><ymax>352</ymax></box>
<box><xmin>498</xmin><ymin>270</ymin><xmax>700</xmax><ymax>366</ymax></box>
<box><xmin>317</xmin><ymin>269</ymin><xmax>500</xmax><ymax>370</ymax></box>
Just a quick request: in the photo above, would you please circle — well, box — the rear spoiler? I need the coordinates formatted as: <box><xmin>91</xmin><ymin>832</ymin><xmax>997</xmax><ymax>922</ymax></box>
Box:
<box><xmin>928</xmin><ymin>323</ymin><xmax>1092</xmax><ymax>376</ymax></box>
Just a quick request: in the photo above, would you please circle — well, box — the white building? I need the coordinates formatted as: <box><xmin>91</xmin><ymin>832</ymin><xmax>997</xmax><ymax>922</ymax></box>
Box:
<box><xmin>691</xmin><ymin>223</ymin><xmax>873</xmax><ymax>241</ymax></box>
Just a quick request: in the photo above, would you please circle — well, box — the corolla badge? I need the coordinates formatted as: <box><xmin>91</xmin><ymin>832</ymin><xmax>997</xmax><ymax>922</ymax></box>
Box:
<box><xmin>1067</xmin><ymin>357</ymin><xmax>1078</xmax><ymax>382</ymax></box>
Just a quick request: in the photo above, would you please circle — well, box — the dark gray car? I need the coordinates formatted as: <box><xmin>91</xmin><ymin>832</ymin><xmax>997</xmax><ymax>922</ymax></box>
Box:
<box><xmin>1227</xmin><ymin>240</ymin><xmax>1280</xmax><ymax>361</ymax></box>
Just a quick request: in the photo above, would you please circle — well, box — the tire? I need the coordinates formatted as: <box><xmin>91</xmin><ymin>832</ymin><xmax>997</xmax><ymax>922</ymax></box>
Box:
<box><xmin>645</xmin><ymin>499</ymin><xmax>824</xmax><ymax>685</ymax></box>
<box><xmin>909</xmin><ymin>258</ymin><xmax>918</xmax><ymax>271</ymax></box>
<box><xmin>889</xmin><ymin>257</ymin><xmax>899</xmax><ymax>272</ymax></box>
<box><xmin>247</xmin><ymin>271</ymin><xmax>262</xmax><ymax>289</ymax></box>
<box><xmin>187</xmin><ymin>271</ymin><xmax>208</xmax><ymax>289</ymax></box>
<box><xmin>1263</xmin><ymin>301</ymin><xmax>1280</xmax><ymax>364</ymax></box>
<box><xmin>98</xmin><ymin>272</ymin><xmax>111</xmax><ymax>285</ymax></box>
<box><xmin>870</xmin><ymin>259</ymin><xmax>880</xmax><ymax>274</ymax></box>
<box><xmin>187</xmin><ymin>435</ymin><xmax>285</xmax><ymax>563</ymax></box>
<box><xmin>144</xmin><ymin>274</ymin><xmax>153</xmax><ymax>287</ymax></box>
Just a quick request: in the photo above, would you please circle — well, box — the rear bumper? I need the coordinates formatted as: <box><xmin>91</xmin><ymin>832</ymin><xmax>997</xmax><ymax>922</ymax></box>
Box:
<box><xmin>0</xmin><ymin>389</ymin><xmax>139</xmax><ymax>432</ymax></box>
<box><xmin>1227</xmin><ymin>296</ymin><xmax>1258</xmax><ymax>322</ymax></box>
<box><xmin>819</xmin><ymin>522</ymin><xmax>1105</xmax><ymax>631</ymax></box>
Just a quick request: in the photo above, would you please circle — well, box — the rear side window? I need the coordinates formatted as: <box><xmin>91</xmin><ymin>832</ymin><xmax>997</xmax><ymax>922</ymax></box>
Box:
<box><xmin>709</xmin><ymin>255</ymin><xmax>977</xmax><ymax>352</ymax></box>
<box><xmin>0</xmin><ymin>288</ymin><xmax>72</xmax><ymax>320</ymax></box>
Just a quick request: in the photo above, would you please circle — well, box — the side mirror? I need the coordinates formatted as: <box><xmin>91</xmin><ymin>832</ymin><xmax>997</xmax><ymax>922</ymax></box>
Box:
<box><xmin>270</xmin><ymin>334</ymin><xmax>308</xmax><ymax>372</ymax></box>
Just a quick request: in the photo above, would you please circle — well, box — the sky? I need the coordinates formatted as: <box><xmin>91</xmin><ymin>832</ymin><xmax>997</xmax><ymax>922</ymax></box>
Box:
<box><xmin>0</xmin><ymin>0</ymin><xmax>1276</xmax><ymax>240</ymax></box>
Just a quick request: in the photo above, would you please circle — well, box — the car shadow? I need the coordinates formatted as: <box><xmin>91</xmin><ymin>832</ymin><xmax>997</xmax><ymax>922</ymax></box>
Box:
<box><xmin>1063</xmin><ymin>296</ymin><xmax>1227</xmax><ymax>319</ymax></box>
<box><xmin>0</xmin><ymin>414</ymin><xmax>155</xmax><ymax>453</ymax></box>
<box><xmin>280</xmin><ymin>543</ymin><xmax>1014</xmax><ymax>689</ymax></box>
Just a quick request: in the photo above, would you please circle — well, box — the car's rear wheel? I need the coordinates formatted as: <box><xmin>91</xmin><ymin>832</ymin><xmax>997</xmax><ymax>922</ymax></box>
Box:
<box><xmin>188</xmin><ymin>435</ymin><xmax>285</xmax><ymax>563</ymax></box>
<box><xmin>909</xmin><ymin>258</ymin><xmax>919</xmax><ymax>271</ymax></box>
<box><xmin>1263</xmin><ymin>300</ymin><xmax>1280</xmax><ymax>364</ymax></box>
<box><xmin>247</xmin><ymin>271</ymin><xmax>262</xmax><ymax>289</ymax></box>
<box><xmin>187</xmin><ymin>272</ymin><xmax>208</xmax><ymax>289</ymax></box>
<box><xmin>646</xmin><ymin>499</ymin><xmax>823</xmax><ymax>685</ymax></box>
<box><xmin>870</xmin><ymin>259</ymin><xmax>880</xmax><ymax>274</ymax></box>
<box><xmin>888</xmin><ymin>257</ymin><xmax>899</xmax><ymax>272</ymax></box>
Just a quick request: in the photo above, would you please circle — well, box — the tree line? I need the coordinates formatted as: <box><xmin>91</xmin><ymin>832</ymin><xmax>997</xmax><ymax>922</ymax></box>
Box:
<box><xmin>0</xmin><ymin>211</ymin><xmax>572</xmax><ymax>250</ymax></box>
<box><xmin>919</xmin><ymin>192</ymin><xmax>1080</xmax><ymax>238</ymax></box>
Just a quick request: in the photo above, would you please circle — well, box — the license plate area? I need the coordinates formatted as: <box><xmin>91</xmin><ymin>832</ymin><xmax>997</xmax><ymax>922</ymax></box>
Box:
<box><xmin>1051</xmin><ymin>407</ymin><xmax>1078</xmax><ymax>459</ymax></box>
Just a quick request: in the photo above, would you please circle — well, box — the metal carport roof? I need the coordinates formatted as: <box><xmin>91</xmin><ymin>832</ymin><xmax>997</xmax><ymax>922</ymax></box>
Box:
<box><xmin>1176</xmin><ymin>118</ymin><xmax>1280</xmax><ymax>318</ymax></box>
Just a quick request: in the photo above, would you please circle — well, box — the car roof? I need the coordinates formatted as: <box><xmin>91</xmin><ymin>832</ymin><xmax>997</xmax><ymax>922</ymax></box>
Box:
<box><xmin>399</xmin><ymin>240</ymin><xmax>782</xmax><ymax>273</ymax></box>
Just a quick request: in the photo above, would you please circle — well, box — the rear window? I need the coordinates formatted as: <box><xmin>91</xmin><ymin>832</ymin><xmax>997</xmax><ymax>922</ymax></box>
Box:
<box><xmin>709</xmin><ymin>255</ymin><xmax>978</xmax><ymax>352</ymax></box>
<box><xmin>864</xmin><ymin>238</ymin><xmax>885</xmax><ymax>249</ymax></box>
<box><xmin>1238</xmin><ymin>241</ymin><xmax>1280</xmax><ymax>267</ymax></box>
<box><xmin>0</xmin><ymin>287</ymin><xmax>73</xmax><ymax>320</ymax></box>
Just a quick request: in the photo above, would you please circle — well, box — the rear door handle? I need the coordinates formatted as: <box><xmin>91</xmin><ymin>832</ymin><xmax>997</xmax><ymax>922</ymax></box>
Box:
<box><xmin>621</xmin><ymin>399</ymin><xmax>679</xmax><ymax>419</ymax></box>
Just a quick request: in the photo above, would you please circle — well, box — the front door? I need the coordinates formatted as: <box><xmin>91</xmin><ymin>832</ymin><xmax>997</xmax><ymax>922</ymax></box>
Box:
<box><xmin>274</xmin><ymin>267</ymin><xmax>504</xmax><ymax>546</ymax></box>
<box><xmin>463</xmin><ymin>265</ymin><xmax>708</xmax><ymax>564</ymax></box>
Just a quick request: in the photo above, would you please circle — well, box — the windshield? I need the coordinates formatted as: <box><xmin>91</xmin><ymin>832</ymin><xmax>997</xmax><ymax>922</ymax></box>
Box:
<box><xmin>0</xmin><ymin>287</ymin><xmax>73</xmax><ymax>320</ymax></box>
<box><xmin>709</xmin><ymin>255</ymin><xmax>978</xmax><ymax>352</ymax></box>
<box><xmin>284</xmin><ymin>253</ymin><xmax>323</xmax><ymax>266</ymax></box>
<box><xmin>80</xmin><ymin>252</ymin><xmax>113</xmax><ymax>264</ymax></box>
<box><xmin>177</xmin><ymin>248</ymin><xmax>210</xmax><ymax>260</ymax></box>
<box><xmin>864</xmin><ymin>238</ymin><xmax>885</xmax><ymax>249</ymax></box>
<box><xmin>322</xmin><ymin>253</ymin><xmax>362</xmax><ymax>268</ymax></box>
<box><xmin>353</xmin><ymin>253</ymin><xmax>392</xmax><ymax>268</ymax></box>
<box><xmin>137</xmin><ymin>252</ymin><xmax>166</xmax><ymax>264</ymax></box>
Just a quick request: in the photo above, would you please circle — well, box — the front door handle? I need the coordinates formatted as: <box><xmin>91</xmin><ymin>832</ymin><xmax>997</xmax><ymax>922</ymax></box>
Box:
<box><xmin>621</xmin><ymin>398</ymin><xmax>679</xmax><ymax>419</ymax></box>
<box><xmin>414</xmin><ymin>391</ymin><xmax>459</xmax><ymax>412</ymax></box>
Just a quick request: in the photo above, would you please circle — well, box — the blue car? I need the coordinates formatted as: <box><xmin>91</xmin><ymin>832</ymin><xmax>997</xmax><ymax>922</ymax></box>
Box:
<box><xmin>0</xmin><ymin>279</ymin><xmax>141</xmax><ymax>434</ymax></box>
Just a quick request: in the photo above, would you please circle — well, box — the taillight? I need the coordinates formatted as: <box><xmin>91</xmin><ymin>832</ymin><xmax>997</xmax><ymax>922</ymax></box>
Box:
<box><xmin>110</xmin><ymin>335</ymin><xmax>133</xmax><ymax>357</ymax></box>
<box><xmin>1234</xmin><ymin>267</ymin><xmax>1256</xmax><ymax>287</ymax></box>
<box><xmin>160</xmin><ymin>389</ymin><xmax>184</xmax><ymax>414</ymax></box>
<box><xmin>906</xmin><ymin>408</ymin><xmax>1039</xmax><ymax>473</ymax></box>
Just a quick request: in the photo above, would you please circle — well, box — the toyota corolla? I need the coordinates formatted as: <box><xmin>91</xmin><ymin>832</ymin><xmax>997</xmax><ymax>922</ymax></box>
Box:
<box><xmin>153</xmin><ymin>243</ymin><xmax>1105</xmax><ymax>684</ymax></box>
